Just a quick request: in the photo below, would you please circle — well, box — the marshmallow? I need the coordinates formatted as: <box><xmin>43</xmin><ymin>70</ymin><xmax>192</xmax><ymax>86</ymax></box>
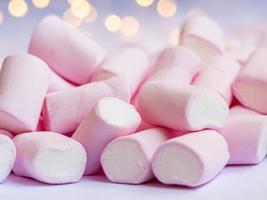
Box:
<box><xmin>72</xmin><ymin>97</ymin><xmax>141</xmax><ymax>175</ymax></box>
<box><xmin>0</xmin><ymin>129</ymin><xmax>13</xmax><ymax>138</ymax></box>
<box><xmin>92</xmin><ymin>47</ymin><xmax>149</xmax><ymax>96</ymax></box>
<box><xmin>225</xmin><ymin>35</ymin><xmax>256</xmax><ymax>65</ymax></box>
<box><xmin>43</xmin><ymin>76</ymin><xmax>130</xmax><ymax>134</ymax></box>
<box><xmin>147</xmin><ymin>47</ymin><xmax>201</xmax><ymax>86</ymax></box>
<box><xmin>0</xmin><ymin>134</ymin><xmax>16</xmax><ymax>183</ymax></box>
<box><xmin>101</xmin><ymin>128</ymin><xmax>169</xmax><ymax>184</ymax></box>
<box><xmin>29</xmin><ymin>15</ymin><xmax>105</xmax><ymax>85</ymax></box>
<box><xmin>13</xmin><ymin>132</ymin><xmax>86</xmax><ymax>184</ymax></box>
<box><xmin>48</xmin><ymin>68</ymin><xmax>75</xmax><ymax>93</ymax></box>
<box><xmin>193</xmin><ymin>56</ymin><xmax>241</xmax><ymax>104</ymax></box>
<box><xmin>137</xmin><ymin>82</ymin><xmax>229</xmax><ymax>131</ymax></box>
<box><xmin>233</xmin><ymin>48</ymin><xmax>267</xmax><ymax>113</ymax></box>
<box><xmin>0</xmin><ymin>55</ymin><xmax>49</xmax><ymax>134</ymax></box>
<box><xmin>152</xmin><ymin>130</ymin><xmax>229</xmax><ymax>187</ymax></box>
<box><xmin>221</xmin><ymin>115</ymin><xmax>267</xmax><ymax>165</ymax></box>
<box><xmin>230</xmin><ymin>105</ymin><xmax>260</xmax><ymax>116</ymax></box>
<box><xmin>180</xmin><ymin>13</ymin><xmax>224</xmax><ymax>63</ymax></box>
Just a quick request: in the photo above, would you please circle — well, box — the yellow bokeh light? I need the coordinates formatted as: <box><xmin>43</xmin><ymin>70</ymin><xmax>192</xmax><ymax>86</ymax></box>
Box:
<box><xmin>32</xmin><ymin>0</ymin><xmax>50</xmax><ymax>9</ymax></box>
<box><xmin>70</xmin><ymin>0</ymin><xmax>91</xmax><ymax>19</ymax></box>
<box><xmin>84</xmin><ymin>5</ymin><xmax>97</xmax><ymax>23</ymax></box>
<box><xmin>63</xmin><ymin>9</ymin><xmax>82</xmax><ymax>28</ymax></box>
<box><xmin>8</xmin><ymin>0</ymin><xmax>28</xmax><ymax>17</ymax></box>
<box><xmin>0</xmin><ymin>10</ymin><xmax>3</xmax><ymax>25</ymax></box>
<box><xmin>157</xmin><ymin>0</ymin><xmax>177</xmax><ymax>18</ymax></box>
<box><xmin>105</xmin><ymin>15</ymin><xmax>122</xmax><ymax>32</ymax></box>
<box><xmin>136</xmin><ymin>0</ymin><xmax>154</xmax><ymax>7</ymax></box>
<box><xmin>121</xmin><ymin>16</ymin><xmax>139</xmax><ymax>37</ymax></box>
<box><xmin>169</xmin><ymin>28</ymin><xmax>180</xmax><ymax>46</ymax></box>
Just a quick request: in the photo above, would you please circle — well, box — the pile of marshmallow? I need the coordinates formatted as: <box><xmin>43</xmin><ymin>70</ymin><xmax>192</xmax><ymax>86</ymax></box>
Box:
<box><xmin>0</xmin><ymin>10</ymin><xmax>267</xmax><ymax>188</ymax></box>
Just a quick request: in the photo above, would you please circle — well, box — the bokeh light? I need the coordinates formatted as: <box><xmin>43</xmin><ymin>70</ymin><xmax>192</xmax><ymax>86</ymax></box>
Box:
<box><xmin>0</xmin><ymin>10</ymin><xmax>3</xmax><ymax>25</ymax></box>
<box><xmin>8</xmin><ymin>0</ymin><xmax>28</xmax><ymax>17</ymax></box>
<box><xmin>32</xmin><ymin>0</ymin><xmax>50</xmax><ymax>9</ymax></box>
<box><xmin>136</xmin><ymin>0</ymin><xmax>154</xmax><ymax>7</ymax></box>
<box><xmin>63</xmin><ymin>9</ymin><xmax>82</xmax><ymax>28</ymax></box>
<box><xmin>169</xmin><ymin>27</ymin><xmax>180</xmax><ymax>46</ymax></box>
<box><xmin>157</xmin><ymin>0</ymin><xmax>177</xmax><ymax>18</ymax></box>
<box><xmin>105</xmin><ymin>15</ymin><xmax>122</xmax><ymax>32</ymax></box>
<box><xmin>70</xmin><ymin>0</ymin><xmax>91</xmax><ymax>19</ymax></box>
<box><xmin>121</xmin><ymin>16</ymin><xmax>139</xmax><ymax>37</ymax></box>
<box><xmin>84</xmin><ymin>5</ymin><xmax>98</xmax><ymax>23</ymax></box>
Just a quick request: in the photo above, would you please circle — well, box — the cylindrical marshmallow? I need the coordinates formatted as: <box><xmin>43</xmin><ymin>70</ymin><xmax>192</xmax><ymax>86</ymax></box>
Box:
<box><xmin>137</xmin><ymin>82</ymin><xmax>229</xmax><ymax>131</ymax></box>
<box><xmin>0</xmin><ymin>129</ymin><xmax>13</xmax><ymax>138</ymax></box>
<box><xmin>92</xmin><ymin>47</ymin><xmax>149</xmax><ymax>96</ymax></box>
<box><xmin>0</xmin><ymin>134</ymin><xmax>16</xmax><ymax>183</ymax></box>
<box><xmin>180</xmin><ymin>13</ymin><xmax>224</xmax><ymax>63</ymax></box>
<box><xmin>221</xmin><ymin>115</ymin><xmax>267</xmax><ymax>165</ymax></box>
<box><xmin>193</xmin><ymin>55</ymin><xmax>241</xmax><ymax>104</ymax></box>
<box><xmin>0</xmin><ymin>55</ymin><xmax>49</xmax><ymax>134</ymax></box>
<box><xmin>101</xmin><ymin>128</ymin><xmax>169</xmax><ymax>184</ymax></box>
<box><xmin>29</xmin><ymin>15</ymin><xmax>105</xmax><ymax>85</ymax></box>
<box><xmin>233</xmin><ymin>48</ymin><xmax>267</xmax><ymax>114</ymax></box>
<box><xmin>43</xmin><ymin>76</ymin><xmax>130</xmax><ymax>134</ymax></box>
<box><xmin>72</xmin><ymin>97</ymin><xmax>141</xmax><ymax>175</ymax></box>
<box><xmin>152</xmin><ymin>130</ymin><xmax>229</xmax><ymax>187</ymax></box>
<box><xmin>148</xmin><ymin>47</ymin><xmax>200</xmax><ymax>87</ymax></box>
<box><xmin>13</xmin><ymin>132</ymin><xmax>87</xmax><ymax>184</ymax></box>
<box><xmin>48</xmin><ymin>68</ymin><xmax>75</xmax><ymax>93</ymax></box>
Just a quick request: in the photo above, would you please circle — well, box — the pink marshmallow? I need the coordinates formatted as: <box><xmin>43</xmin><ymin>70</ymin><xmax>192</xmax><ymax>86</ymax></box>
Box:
<box><xmin>193</xmin><ymin>55</ymin><xmax>241</xmax><ymax>104</ymax></box>
<box><xmin>221</xmin><ymin>115</ymin><xmax>267</xmax><ymax>165</ymax></box>
<box><xmin>43</xmin><ymin>76</ymin><xmax>130</xmax><ymax>134</ymax></box>
<box><xmin>148</xmin><ymin>47</ymin><xmax>201</xmax><ymax>86</ymax></box>
<box><xmin>230</xmin><ymin>105</ymin><xmax>260</xmax><ymax>116</ymax></box>
<box><xmin>224</xmin><ymin>35</ymin><xmax>256</xmax><ymax>65</ymax></box>
<box><xmin>92</xmin><ymin>47</ymin><xmax>149</xmax><ymax>96</ymax></box>
<box><xmin>137</xmin><ymin>82</ymin><xmax>229</xmax><ymax>131</ymax></box>
<box><xmin>13</xmin><ymin>132</ymin><xmax>86</xmax><ymax>184</ymax></box>
<box><xmin>101</xmin><ymin>128</ymin><xmax>170</xmax><ymax>184</ymax></box>
<box><xmin>152</xmin><ymin>130</ymin><xmax>229</xmax><ymax>187</ymax></box>
<box><xmin>47</xmin><ymin>68</ymin><xmax>75</xmax><ymax>93</ymax></box>
<box><xmin>0</xmin><ymin>129</ymin><xmax>13</xmax><ymax>138</ymax></box>
<box><xmin>0</xmin><ymin>55</ymin><xmax>49</xmax><ymax>134</ymax></box>
<box><xmin>72</xmin><ymin>97</ymin><xmax>141</xmax><ymax>175</ymax></box>
<box><xmin>0</xmin><ymin>134</ymin><xmax>16</xmax><ymax>183</ymax></box>
<box><xmin>180</xmin><ymin>13</ymin><xmax>224</xmax><ymax>63</ymax></box>
<box><xmin>233</xmin><ymin>48</ymin><xmax>267</xmax><ymax>114</ymax></box>
<box><xmin>29</xmin><ymin>15</ymin><xmax>105</xmax><ymax>85</ymax></box>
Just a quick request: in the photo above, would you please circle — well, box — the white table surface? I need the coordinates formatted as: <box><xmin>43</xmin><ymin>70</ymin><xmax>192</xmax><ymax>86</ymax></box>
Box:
<box><xmin>1</xmin><ymin>158</ymin><xmax>267</xmax><ymax>200</ymax></box>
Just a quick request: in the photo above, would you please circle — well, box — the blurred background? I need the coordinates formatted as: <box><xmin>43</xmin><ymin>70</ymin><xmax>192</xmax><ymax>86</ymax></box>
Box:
<box><xmin>0</xmin><ymin>0</ymin><xmax>267</xmax><ymax>61</ymax></box>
